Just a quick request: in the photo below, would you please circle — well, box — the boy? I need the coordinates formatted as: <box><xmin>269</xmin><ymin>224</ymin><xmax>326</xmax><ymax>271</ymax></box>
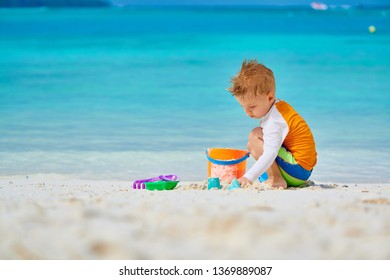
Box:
<box><xmin>228</xmin><ymin>59</ymin><xmax>317</xmax><ymax>188</ymax></box>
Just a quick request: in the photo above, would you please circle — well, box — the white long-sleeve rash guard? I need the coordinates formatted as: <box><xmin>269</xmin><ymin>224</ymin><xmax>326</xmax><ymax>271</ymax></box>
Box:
<box><xmin>243</xmin><ymin>101</ymin><xmax>289</xmax><ymax>183</ymax></box>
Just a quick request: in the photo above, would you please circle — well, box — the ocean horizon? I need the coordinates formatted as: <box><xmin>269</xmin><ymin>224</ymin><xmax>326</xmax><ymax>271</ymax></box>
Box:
<box><xmin>1</xmin><ymin>7</ymin><xmax>389</xmax><ymax>183</ymax></box>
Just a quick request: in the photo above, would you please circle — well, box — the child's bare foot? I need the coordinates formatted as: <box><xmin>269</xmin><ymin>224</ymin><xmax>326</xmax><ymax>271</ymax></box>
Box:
<box><xmin>264</xmin><ymin>176</ymin><xmax>287</xmax><ymax>189</ymax></box>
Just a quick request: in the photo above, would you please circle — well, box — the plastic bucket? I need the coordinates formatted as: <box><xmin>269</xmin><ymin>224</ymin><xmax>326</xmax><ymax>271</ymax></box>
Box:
<box><xmin>206</xmin><ymin>148</ymin><xmax>250</xmax><ymax>181</ymax></box>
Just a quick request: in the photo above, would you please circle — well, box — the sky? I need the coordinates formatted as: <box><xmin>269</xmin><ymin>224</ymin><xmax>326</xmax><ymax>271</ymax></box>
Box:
<box><xmin>110</xmin><ymin>0</ymin><xmax>390</xmax><ymax>7</ymax></box>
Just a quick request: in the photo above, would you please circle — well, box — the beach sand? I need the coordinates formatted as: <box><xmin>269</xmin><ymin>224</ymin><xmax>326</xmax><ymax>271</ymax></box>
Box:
<box><xmin>1</xmin><ymin>177</ymin><xmax>390</xmax><ymax>260</ymax></box>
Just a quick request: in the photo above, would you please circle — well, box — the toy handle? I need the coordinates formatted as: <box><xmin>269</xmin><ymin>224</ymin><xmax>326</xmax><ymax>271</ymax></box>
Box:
<box><xmin>205</xmin><ymin>149</ymin><xmax>250</xmax><ymax>166</ymax></box>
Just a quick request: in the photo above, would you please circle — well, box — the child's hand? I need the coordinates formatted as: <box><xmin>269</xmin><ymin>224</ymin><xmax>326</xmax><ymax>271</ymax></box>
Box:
<box><xmin>238</xmin><ymin>177</ymin><xmax>252</xmax><ymax>188</ymax></box>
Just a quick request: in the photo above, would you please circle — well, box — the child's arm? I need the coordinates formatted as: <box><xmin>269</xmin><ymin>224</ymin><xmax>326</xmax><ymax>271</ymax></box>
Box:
<box><xmin>243</xmin><ymin>118</ymin><xmax>288</xmax><ymax>183</ymax></box>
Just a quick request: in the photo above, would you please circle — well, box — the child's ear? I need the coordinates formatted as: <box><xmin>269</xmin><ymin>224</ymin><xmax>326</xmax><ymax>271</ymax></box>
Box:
<box><xmin>268</xmin><ymin>91</ymin><xmax>275</xmax><ymax>102</ymax></box>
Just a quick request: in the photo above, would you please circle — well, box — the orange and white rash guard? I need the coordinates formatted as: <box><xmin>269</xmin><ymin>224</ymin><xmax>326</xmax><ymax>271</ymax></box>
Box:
<box><xmin>243</xmin><ymin>100</ymin><xmax>317</xmax><ymax>182</ymax></box>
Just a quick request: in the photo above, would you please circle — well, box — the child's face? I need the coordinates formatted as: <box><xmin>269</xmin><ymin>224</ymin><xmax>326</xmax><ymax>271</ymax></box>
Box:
<box><xmin>235</xmin><ymin>92</ymin><xmax>275</xmax><ymax>119</ymax></box>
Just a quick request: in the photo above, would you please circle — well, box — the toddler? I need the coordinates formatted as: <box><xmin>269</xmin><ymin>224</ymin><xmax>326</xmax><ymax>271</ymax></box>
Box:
<box><xmin>228</xmin><ymin>59</ymin><xmax>317</xmax><ymax>188</ymax></box>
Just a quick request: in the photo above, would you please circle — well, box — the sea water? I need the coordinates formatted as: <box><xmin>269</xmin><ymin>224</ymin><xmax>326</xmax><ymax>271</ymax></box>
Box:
<box><xmin>1</xmin><ymin>7</ymin><xmax>389</xmax><ymax>183</ymax></box>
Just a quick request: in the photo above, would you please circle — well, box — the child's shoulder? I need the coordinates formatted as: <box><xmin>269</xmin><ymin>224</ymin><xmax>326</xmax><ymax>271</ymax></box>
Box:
<box><xmin>275</xmin><ymin>99</ymin><xmax>295</xmax><ymax>112</ymax></box>
<box><xmin>275</xmin><ymin>99</ymin><xmax>289</xmax><ymax>106</ymax></box>
<box><xmin>275</xmin><ymin>99</ymin><xmax>306</xmax><ymax>124</ymax></box>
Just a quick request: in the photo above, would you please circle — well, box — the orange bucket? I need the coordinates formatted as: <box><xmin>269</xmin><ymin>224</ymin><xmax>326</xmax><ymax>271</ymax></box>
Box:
<box><xmin>206</xmin><ymin>148</ymin><xmax>250</xmax><ymax>181</ymax></box>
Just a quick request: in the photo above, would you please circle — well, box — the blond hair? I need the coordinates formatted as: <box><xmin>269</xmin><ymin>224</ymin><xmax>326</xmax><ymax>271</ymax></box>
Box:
<box><xmin>228</xmin><ymin>59</ymin><xmax>276</xmax><ymax>97</ymax></box>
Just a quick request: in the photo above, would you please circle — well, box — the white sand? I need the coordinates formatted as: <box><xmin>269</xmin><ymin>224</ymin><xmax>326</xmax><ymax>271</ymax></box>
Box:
<box><xmin>1</xmin><ymin>177</ymin><xmax>390</xmax><ymax>260</ymax></box>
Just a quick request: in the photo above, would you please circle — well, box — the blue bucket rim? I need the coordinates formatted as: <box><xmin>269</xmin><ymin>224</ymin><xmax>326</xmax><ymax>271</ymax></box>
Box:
<box><xmin>206</xmin><ymin>148</ymin><xmax>250</xmax><ymax>166</ymax></box>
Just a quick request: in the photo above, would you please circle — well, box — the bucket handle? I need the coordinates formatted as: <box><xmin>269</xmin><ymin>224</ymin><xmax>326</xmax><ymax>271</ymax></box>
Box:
<box><xmin>206</xmin><ymin>149</ymin><xmax>250</xmax><ymax>166</ymax></box>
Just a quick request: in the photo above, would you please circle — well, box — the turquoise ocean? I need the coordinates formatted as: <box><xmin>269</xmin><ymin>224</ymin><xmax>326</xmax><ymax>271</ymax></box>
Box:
<box><xmin>1</xmin><ymin>7</ymin><xmax>389</xmax><ymax>183</ymax></box>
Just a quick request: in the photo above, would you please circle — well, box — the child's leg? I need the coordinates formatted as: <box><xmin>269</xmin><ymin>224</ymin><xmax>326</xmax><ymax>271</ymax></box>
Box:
<box><xmin>247</xmin><ymin>127</ymin><xmax>287</xmax><ymax>189</ymax></box>
<box><xmin>265</xmin><ymin>162</ymin><xmax>287</xmax><ymax>189</ymax></box>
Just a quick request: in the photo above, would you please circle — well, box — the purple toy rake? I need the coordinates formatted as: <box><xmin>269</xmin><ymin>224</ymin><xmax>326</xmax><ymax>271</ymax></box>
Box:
<box><xmin>132</xmin><ymin>174</ymin><xmax>178</xmax><ymax>189</ymax></box>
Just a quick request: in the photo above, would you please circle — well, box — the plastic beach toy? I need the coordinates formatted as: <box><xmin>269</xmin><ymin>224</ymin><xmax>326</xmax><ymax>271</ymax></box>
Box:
<box><xmin>258</xmin><ymin>172</ymin><xmax>268</xmax><ymax>183</ymax></box>
<box><xmin>208</xmin><ymin>177</ymin><xmax>221</xmax><ymax>190</ymax></box>
<box><xmin>145</xmin><ymin>180</ymin><xmax>179</xmax><ymax>191</ymax></box>
<box><xmin>132</xmin><ymin>174</ymin><xmax>178</xmax><ymax>189</ymax></box>
<box><xmin>206</xmin><ymin>148</ymin><xmax>250</xmax><ymax>181</ymax></box>
<box><xmin>227</xmin><ymin>178</ymin><xmax>241</xmax><ymax>190</ymax></box>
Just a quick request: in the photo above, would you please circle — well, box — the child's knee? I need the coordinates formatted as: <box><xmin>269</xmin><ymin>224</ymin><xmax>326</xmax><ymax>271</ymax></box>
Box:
<box><xmin>248</xmin><ymin>127</ymin><xmax>263</xmax><ymax>142</ymax></box>
<box><xmin>247</xmin><ymin>127</ymin><xmax>264</xmax><ymax>153</ymax></box>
